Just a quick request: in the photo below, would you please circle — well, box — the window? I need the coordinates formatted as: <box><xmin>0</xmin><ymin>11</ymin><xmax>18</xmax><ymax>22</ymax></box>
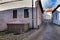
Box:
<box><xmin>13</xmin><ymin>10</ymin><xmax>17</xmax><ymax>18</ymax></box>
<box><xmin>24</xmin><ymin>9</ymin><xmax>29</xmax><ymax>18</ymax></box>
<box><xmin>56</xmin><ymin>13</ymin><xmax>57</xmax><ymax>20</ymax></box>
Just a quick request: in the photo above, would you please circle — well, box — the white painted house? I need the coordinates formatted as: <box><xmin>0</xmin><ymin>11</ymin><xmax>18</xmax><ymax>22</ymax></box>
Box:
<box><xmin>52</xmin><ymin>5</ymin><xmax>60</xmax><ymax>25</ymax></box>
<box><xmin>0</xmin><ymin>0</ymin><xmax>43</xmax><ymax>31</ymax></box>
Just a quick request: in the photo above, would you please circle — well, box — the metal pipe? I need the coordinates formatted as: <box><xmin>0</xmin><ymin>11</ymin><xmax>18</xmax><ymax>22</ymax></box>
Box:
<box><xmin>32</xmin><ymin>0</ymin><xmax>34</xmax><ymax>29</ymax></box>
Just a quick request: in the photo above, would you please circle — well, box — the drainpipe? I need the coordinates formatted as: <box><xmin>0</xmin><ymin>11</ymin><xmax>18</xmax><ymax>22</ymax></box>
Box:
<box><xmin>51</xmin><ymin>9</ymin><xmax>53</xmax><ymax>23</ymax></box>
<box><xmin>32</xmin><ymin>0</ymin><xmax>34</xmax><ymax>29</ymax></box>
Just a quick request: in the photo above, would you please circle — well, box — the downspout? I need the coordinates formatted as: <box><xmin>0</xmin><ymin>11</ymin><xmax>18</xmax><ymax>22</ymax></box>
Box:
<box><xmin>32</xmin><ymin>0</ymin><xmax>34</xmax><ymax>29</ymax></box>
<box><xmin>52</xmin><ymin>13</ymin><xmax>53</xmax><ymax>23</ymax></box>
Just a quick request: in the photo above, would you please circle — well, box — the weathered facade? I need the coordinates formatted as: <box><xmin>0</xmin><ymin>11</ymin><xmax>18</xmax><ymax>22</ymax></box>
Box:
<box><xmin>36</xmin><ymin>0</ymin><xmax>43</xmax><ymax>26</ymax></box>
<box><xmin>52</xmin><ymin>5</ymin><xmax>60</xmax><ymax>25</ymax></box>
<box><xmin>0</xmin><ymin>0</ymin><xmax>43</xmax><ymax>31</ymax></box>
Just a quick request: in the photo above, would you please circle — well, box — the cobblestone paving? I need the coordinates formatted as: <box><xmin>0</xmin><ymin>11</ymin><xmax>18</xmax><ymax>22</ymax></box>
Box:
<box><xmin>23</xmin><ymin>20</ymin><xmax>60</xmax><ymax>40</ymax></box>
<box><xmin>0</xmin><ymin>20</ymin><xmax>60</xmax><ymax>40</ymax></box>
<box><xmin>0</xmin><ymin>29</ymin><xmax>37</xmax><ymax>40</ymax></box>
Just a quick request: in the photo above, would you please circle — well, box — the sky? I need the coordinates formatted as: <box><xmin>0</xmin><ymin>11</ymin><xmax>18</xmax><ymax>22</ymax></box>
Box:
<box><xmin>41</xmin><ymin>0</ymin><xmax>60</xmax><ymax>9</ymax></box>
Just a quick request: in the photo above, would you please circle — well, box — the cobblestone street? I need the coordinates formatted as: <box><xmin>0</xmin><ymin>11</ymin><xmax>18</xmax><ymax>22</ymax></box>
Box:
<box><xmin>23</xmin><ymin>20</ymin><xmax>60</xmax><ymax>40</ymax></box>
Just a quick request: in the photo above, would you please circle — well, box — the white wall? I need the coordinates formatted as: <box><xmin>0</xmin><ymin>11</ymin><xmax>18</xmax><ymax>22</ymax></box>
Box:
<box><xmin>0</xmin><ymin>10</ymin><xmax>13</xmax><ymax>31</ymax></box>
<box><xmin>0</xmin><ymin>0</ymin><xmax>19</xmax><ymax>3</ymax></box>
<box><xmin>0</xmin><ymin>8</ymin><xmax>37</xmax><ymax>31</ymax></box>
<box><xmin>44</xmin><ymin>12</ymin><xmax>52</xmax><ymax>19</ymax></box>
<box><xmin>53</xmin><ymin>11</ymin><xmax>60</xmax><ymax>25</ymax></box>
<box><xmin>17</xmin><ymin>8</ymin><xmax>37</xmax><ymax>28</ymax></box>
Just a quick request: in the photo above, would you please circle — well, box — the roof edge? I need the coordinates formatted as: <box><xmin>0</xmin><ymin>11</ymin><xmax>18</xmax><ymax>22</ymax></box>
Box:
<box><xmin>52</xmin><ymin>4</ymin><xmax>60</xmax><ymax>13</ymax></box>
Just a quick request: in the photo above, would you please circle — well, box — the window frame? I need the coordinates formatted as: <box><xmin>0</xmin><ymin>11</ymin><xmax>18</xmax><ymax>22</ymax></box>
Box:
<box><xmin>13</xmin><ymin>9</ymin><xmax>17</xmax><ymax>18</ymax></box>
<box><xmin>24</xmin><ymin>9</ymin><xmax>29</xmax><ymax>18</ymax></box>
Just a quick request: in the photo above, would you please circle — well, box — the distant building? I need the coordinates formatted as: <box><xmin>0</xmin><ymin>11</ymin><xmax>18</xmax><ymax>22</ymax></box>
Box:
<box><xmin>43</xmin><ymin>9</ymin><xmax>53</xmax><ymax>20</ymax></box>
<box><xmin>43</xmin><ymin>12</ymin><xmax>52</xmax><ymax>19</ymax></box>
<box><xmin>0</xmin><ymin>0</ymin><xmax>43</xmax><ymax>31</ymax></box>
<box><xmin>52</xmin><ymin>5</ymin><xmax>60</xmax><ymax>25</ymax></box>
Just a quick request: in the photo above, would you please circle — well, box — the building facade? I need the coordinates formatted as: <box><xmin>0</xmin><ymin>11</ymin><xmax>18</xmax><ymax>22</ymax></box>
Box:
<box><xmin>52</xmin><ymin>5</ymin><xmax>60</xmax><ymax>25</ymax></box>
<box><xmin>0</xmin><ymin>0</ymin><xmax>43</xmax><ymax>31</ymax></box>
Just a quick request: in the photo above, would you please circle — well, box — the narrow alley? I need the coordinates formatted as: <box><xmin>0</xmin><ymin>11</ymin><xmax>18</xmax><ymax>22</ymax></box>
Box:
<box><xmin>23</xmin><ymin>20</ymin><xmax>60</xmax><ymax>40</ymax></box>
<box><xmin>0</xmin><ymin>0</ymin><xmax>60</xmax><ymax>40</ymax></box>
